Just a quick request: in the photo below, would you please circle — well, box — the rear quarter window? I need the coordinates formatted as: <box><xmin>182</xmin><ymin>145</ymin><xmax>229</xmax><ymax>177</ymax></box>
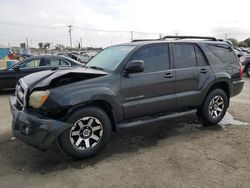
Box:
<box><xmin>207</xmin><ymin>43</ymin><xmax>237</xmax><ymax>64</ymax></box>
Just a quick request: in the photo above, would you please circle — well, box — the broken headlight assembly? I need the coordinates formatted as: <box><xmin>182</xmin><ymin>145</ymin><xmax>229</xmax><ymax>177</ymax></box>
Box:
<box><xmin>28</xmin><ymin>90</ymin><xmax>50</xmax><ymax>108</ymax></box>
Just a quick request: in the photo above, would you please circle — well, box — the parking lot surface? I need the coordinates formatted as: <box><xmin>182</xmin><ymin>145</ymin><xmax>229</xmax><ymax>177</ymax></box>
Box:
<box><xmin>0</xmin><ymin>78</ymin><xmax>250</xmax><ymax>188</ymax></box>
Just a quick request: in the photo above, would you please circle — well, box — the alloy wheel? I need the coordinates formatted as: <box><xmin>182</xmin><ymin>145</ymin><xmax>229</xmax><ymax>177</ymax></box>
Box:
<box><xmin>70</xmin><ymin>116</ymin><xmax>103</xmax><ymax>150</ymax></box>
<box><xmin>208</xmin><ymin>95</ymin><xmax>225</xmax><ymax>119</ymax></box>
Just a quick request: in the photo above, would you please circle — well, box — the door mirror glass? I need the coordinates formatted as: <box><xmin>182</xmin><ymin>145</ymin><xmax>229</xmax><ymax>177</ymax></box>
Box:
<box><xmin>125</xmin><ymin>60</ymin><xmax>144</xmax><ymax>75</ymax></box>
<box><xmin>13</xmin><ymin>67</ymin><xmax>20</xmax><ymax>71</ymax></box>
<box><xmin>237</xmin><ymin>53</ymin><xmax>243</xmax><ymax>58</ymax></box>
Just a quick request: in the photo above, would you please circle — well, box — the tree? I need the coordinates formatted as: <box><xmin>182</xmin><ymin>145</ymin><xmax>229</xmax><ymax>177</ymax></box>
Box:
<box><xmin>44</xmin><ymin>42</ymin><xmax>50</xmax><ymax>50</ymax></box>
<box><xmin>38</xmin><ymin>42</ymin><xmax>43</xmax><ymax>49</ymax></box>
<box><xmin>238</xmin><ymin>41</ymin><xmax>248</xmax><ymax>47</ymax></box>
<box><xmin>55</xmin><ymin>44</ymin><xmax>65</xmax><ymax>51</ymax></box>
<box><xmin>244</xmin><ymin>38</ymin><xmax>250</xmax><ymax>47</ymax></box>
<box><xmin>227</xmin><ymin>38</ymin><xmax>238</xmax><ymax>46</ymax></box>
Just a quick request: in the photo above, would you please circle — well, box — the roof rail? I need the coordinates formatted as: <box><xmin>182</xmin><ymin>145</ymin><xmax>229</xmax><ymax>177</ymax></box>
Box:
<box><xmin>131</xmin><ymin>39</ymin><xmax>160</xmax><ymax>42</ymax></box>
<box><xmin>162</xmin><ymin>35</ymin><xmax>218</xmax><ymax>41</ymax></box>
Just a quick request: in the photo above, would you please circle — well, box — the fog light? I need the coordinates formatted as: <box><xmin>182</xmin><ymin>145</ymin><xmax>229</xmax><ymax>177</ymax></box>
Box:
<box><xmin>21</xmin><ymin>124</ymin><xmax>31</xmax><ymax>135</ymax></box>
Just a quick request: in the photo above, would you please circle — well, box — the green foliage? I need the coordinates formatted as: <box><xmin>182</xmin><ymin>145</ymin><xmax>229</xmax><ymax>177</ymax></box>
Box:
<box><xmin>55</xmin><ymin>44</ymin><xmax>65</xmax><ymax>51</ymax></box>
<box><xmin>227</xmin><ymin>38</ymin><xmax>238</xmax><ymax>46</ymax></box>
<box><xmin>238</xmin><ymin>41</ymin><xmax>248</xmax><ymax>47</ymax></box>
<box><xmin>244</xmin><ymin>38</ymin><xmax>250</xmax><ymax>47</ymax></box>
<box><xmin>38</xmin><ymin>42</ymin><xmax>50</xmax><ymax>49</ymax></box>
<box><xmin>38</xmin><ymin>42</ymin><xmax>43</xmax><ymax>49</ymax></box>
<box><xmin>44</xmin><ymin>43</ymin><xmax>50</xmax><ymax>49</ymax></box>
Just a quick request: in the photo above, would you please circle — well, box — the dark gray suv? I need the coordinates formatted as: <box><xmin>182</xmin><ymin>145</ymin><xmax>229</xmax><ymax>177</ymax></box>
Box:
<box><xmin>10</xmin><ymin>36</ymin><xmax>244</xmax><ymax>159</ymax></box>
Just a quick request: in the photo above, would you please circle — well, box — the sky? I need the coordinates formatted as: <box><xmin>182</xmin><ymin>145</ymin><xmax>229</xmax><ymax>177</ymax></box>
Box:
<box><xmin>0</xmin><ymin>0</ymin><xmax>249</xmax><ymax>48</ymax></box>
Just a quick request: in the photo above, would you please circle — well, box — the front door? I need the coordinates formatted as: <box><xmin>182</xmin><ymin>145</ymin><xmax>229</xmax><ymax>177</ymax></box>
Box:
<box><xmin>3</xmin><ymin>57</ymin><xmax>43</xmax><ymax>89</ymax></box>
<box><xmin>120</xmin><ymin>44</ymin><xmax>176</xmax><ymax>119</ymax></box>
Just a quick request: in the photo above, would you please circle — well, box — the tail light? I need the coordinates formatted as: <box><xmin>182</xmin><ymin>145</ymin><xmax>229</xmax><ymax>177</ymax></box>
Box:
<box><xmin>239</xmin><ymin>62</ymin><xmax>243</xmax><ymax>79</ymax></box>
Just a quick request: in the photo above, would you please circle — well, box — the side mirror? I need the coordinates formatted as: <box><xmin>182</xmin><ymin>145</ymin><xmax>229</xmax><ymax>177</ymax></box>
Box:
<box><xmin>237</xmin><ymin>54</ymin><xmax>243</xmax><ymax>58</ymax></box>
<box><xmin>124</xmin><ymin>60</ymin><xmax>144</xmax><ymax>75</ymax></box>
<box><xmin>13</xmin><ymin>67</ymin><xmax>20</xmax><ymax>71</ymax></box>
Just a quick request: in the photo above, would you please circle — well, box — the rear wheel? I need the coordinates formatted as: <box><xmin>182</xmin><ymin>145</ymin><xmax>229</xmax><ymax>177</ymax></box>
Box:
<box><xmin>59</xmin><ymin>107</ymin><xmax>112</xmax><ymax>159</ymax></box>
<box><xmin>245</xmin><ymin>65</ymin><xmax>250</xmax><ymax>77</ymax></box>
<box><xmin>198</xmin><ymin>89</ymin><xmax>228</xmax><ymax>126</ymax></box>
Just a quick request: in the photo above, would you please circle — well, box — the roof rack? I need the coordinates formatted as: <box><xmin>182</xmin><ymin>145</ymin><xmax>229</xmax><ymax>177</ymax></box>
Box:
<box><xmin>131</xmin><ymin>39</ymin><xmax>160</xmax><ymax>42</ymax></box>
<box><xmin>162</xmin><ymin>35</ymin><xmax>218</xmax><ymax>41</ymax></box>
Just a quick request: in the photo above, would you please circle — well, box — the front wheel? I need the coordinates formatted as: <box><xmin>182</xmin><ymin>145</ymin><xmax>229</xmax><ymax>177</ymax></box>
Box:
<box><xmin>59</xmin><ymin>107</ymin><xmax>112</xmax><ymax>159</ymax></box>
<box><xmin>245</xmin><ymin>65</ymin><xmax>250</xmax><ymax>77</ymax></box>
<box><xmin>198</xmin><ymin>89</ymin><xmax>228</xmax><ymax>126</ymax></box>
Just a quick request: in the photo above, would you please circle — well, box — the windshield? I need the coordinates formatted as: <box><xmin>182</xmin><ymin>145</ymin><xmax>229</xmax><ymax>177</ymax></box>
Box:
<box><xmin>87</xmin><ymin>45</ymin><xmax>135</xmax><ymax>71</ymax></box>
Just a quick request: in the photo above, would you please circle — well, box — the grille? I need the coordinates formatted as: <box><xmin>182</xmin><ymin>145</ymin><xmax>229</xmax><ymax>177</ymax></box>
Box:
<box><xmin>15</xmin><ymin>80</ymin><xmax>28</xmax><ymax>109</ymax></box>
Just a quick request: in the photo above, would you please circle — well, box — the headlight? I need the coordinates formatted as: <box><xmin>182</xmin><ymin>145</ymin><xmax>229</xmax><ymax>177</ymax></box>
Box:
<box><xmin>28</xmin><ymin>90</ymin><xmax>50</xmax><ymax>108</ymax></box>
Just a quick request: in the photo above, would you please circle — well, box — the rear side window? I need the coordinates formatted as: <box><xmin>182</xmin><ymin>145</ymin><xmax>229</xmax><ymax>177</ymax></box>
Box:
<box><xmin>207</xmin><ymin>44</ymin><xmax>237</xmax><ymax>64</ymax></box>
<box><xmin>131</xmin><ymin>45</ymin><xmax>170</xmax><ymax>73</ymax></box>
<box><xmin>45</xmin><ymin>58</ymin><xmax>69</xmax><ymax>66</ymax></box>
<box><xmin>174</xmin><ymin>44</ymin><xmax>196</xmax><ymax>69</ymax></box>
<box><xmin>194</xmin><ymin>46</ymin><xmax>208</xmax><ymax>66</ymax></box>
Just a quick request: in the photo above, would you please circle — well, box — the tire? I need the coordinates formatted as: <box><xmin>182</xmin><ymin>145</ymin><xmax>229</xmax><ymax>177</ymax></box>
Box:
<box><xmin>198</xmin><ymin>89</ymin><xmax>228</xmax><ymax>126</ymax></box>
<box><xmin>245</xmin><ymin>65</ymin><xmax>250</xmax><ymax>77</ymax></box>
<box><xmin>59</xmin><ymin>107</ymin><xmax>112</xmax><ymax>159</ymax></box>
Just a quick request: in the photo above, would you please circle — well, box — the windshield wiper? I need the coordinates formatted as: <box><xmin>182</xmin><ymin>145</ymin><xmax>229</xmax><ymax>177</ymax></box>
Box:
<box><xmin>89</xmin><ymin>66</ymin><xmax>104</xmax><ymax>71</ymax></box>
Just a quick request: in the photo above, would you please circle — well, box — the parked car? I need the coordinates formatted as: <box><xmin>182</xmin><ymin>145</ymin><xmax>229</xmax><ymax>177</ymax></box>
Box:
<box><xmin>241</xmin><ymin>55</ymin><xmax>250</xmax><ymax>77</ymax></box>
<box><xmin>235</xmin><ymin>48</ymin><xmax>250</xmax><ymax>77</ymax></box>
<box><xmin>234</xmin><ymin>47</ymin><xmax>250</xmax><ymax>77</ymax></box>
<box><xmin>58</xmin><ymin>52</ymin><xmax>79</xmax><ymax>61</ymax></box>
<box><xmin>14</xmin><ymin>53</ymin><xmax>33</xmax><ymax>59</ymax></box>
<box><xmin>77</xmin><ymin>52</ymin><xmax>97</xmax><ymax>64</ymax></box>
<box><xmin>0</xmin><ymin>55</ymin><xmax>82</xmax><ymax>90</ymax></box>
<box><xmin>10</xmin><ymin>36</ymin><xmax>244</xmax><ymax>159</ymax></box>
<box><xmin>239</xmin><ymin>47</ymin><xmax>250</xmax><ymax>54</ymax></box>
<box><xmin>68</xmin><ymin>52</ymin><xmax>80</xmax><ymax>60</ymax></box>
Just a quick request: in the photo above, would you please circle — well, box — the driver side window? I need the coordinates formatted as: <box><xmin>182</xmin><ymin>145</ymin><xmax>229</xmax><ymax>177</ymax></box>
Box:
<box><xmin>20</xmin><ymin>58</ymin><xmax>41</xmax><ymax>68</ymax></box>
<box><xmin>130</xmin><ymin>45</ymin><xmax>170</xmax><ymax>73</ymax></box>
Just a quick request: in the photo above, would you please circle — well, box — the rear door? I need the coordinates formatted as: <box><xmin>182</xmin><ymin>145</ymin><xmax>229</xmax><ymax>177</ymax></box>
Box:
<box><xmin>173</xmin><ymin>43</ymin><xmax>212</xmax><ymax>108</ymax></box>
<box><xmin>120</xmin><ymin>44</ymin><xmax>176</xmax><ymax>119</ymax></box>
<box><xmin>3</xmin><ymin>57</ymin><xmax>42</xmax><ymax>88</ymax></box>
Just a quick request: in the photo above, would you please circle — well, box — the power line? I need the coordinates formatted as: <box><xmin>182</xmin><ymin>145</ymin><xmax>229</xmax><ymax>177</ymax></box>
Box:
<box><xmin>74</xmin><ymin>26</ymin><xmax>128</xmax><ymax>33</ymax></box>
<box><xmin>0</xmin><ymin>20</ymin><xmax>66</xmax><ymax>29</ymax></box>
<box><xmin>0</xmin><ymin>20</ymin><xmax>163</xmax><ymax>36</ymax></box>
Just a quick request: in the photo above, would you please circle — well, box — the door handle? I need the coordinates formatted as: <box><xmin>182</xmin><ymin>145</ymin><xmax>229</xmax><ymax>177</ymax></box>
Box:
<box><xmin>200</xmin><ymin>68</ymin><xmax>208</xmax><ymax>74</ymax></box>
<box><xmin>164</xmin><ymin>72</ymin><xmax>174</xmax><ymax>79</ymax></box>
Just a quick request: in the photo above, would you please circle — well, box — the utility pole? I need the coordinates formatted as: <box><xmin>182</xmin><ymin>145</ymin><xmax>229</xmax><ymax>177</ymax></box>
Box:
<box><xmin>26</xmin><ymin>37</ymin><xmax>29</xmax><ymax>48</ymax></box>
<box><xmin>225</xmin><ymin>33</ymin><xmax>228</xmax><ymax>40</ymax></box>
<box><xmin>130</xmin><ymin>31</ymin><xmax>134</xmax><ymax>41</ymax></box>
<box><xmin>68</xmin><ymin>25</ymin><xmax>73</xmax><ymax>48</ymax></box>
<box><xmin>30</xmin><ymin>39</ymin><xmax>32</xmax><ymax>48</ymax></box>
<box><xmin>80</xmin><ymin>38</ymin><xmax>83</xmax><ymax>48</ymax></box>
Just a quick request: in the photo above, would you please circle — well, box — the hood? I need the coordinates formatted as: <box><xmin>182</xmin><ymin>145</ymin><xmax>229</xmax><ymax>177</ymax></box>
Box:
<box><xmin>20</xmin><ymin>67</ymin><xmax>108</xmax><ymax>90</ymax></box>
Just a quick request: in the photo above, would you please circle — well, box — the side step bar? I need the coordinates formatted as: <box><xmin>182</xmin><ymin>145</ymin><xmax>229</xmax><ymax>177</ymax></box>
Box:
<box><xmin>117</xmin><ymin>110</ymin><xmax>196</xmax><ymax>129</ymax></box>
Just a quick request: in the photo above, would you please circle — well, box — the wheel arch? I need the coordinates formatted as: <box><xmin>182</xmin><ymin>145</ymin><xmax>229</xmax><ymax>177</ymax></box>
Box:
<box><xmin>66</xmin><ymin>100</ymin><xmax>117</xmax><ymax>132</ymax></box>
<box><xmin>203</xmin><ymin>81</ymin><xmax>230</xmax><ymax>107</ymax></box>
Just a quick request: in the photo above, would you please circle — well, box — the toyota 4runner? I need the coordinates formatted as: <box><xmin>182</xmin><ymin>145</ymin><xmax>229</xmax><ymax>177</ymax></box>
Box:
<box><xmin>10</xmin><ymin>36</ymin><xmax>244</xmax><ymax>159</ymax></box>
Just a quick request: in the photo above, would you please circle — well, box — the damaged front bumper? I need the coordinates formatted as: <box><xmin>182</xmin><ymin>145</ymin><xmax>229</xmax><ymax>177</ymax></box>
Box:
<box><xmin>9</xmin><ymin>95</ymin><xmax>71</xmax><ymax>150</ymax></box>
